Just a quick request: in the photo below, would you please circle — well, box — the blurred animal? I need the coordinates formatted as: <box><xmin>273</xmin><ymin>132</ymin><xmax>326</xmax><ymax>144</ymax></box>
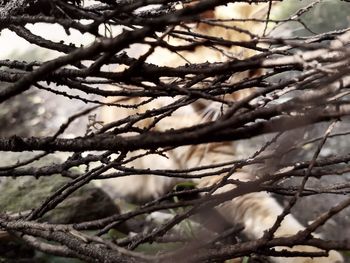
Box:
<box><xmin>100</xmin><ymin>2</ymin><xmax>343</xmax><ymax>263</ymax></box>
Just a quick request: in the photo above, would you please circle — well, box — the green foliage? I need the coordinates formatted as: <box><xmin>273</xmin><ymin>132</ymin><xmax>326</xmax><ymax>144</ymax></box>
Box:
<box><xmin>35</xmin><ymin>251</ymin><xmax>83</xmax><ymax>263</ymax></box>
<box><xmin>135</xmin><ymin>241</ymin><xmax>183</xmax><ymax>255</ymax></box>
<box><xmin>275</xmin><ymin>0</ymin><xmax>350</xmax><ymax>35</ymax></box>
<box><xmin>107</xmin><ymin>228</ymin><xmax>127</xmax><ymax>240</ymax></box>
